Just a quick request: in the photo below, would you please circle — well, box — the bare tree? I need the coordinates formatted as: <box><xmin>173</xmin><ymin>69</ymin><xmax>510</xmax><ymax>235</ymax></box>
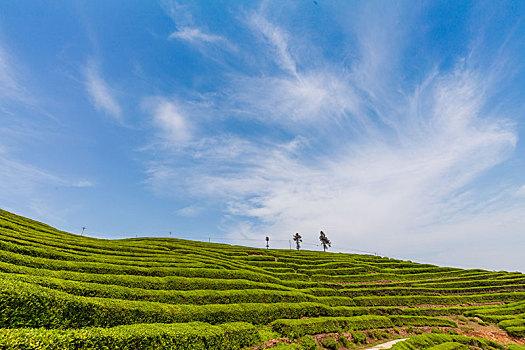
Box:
<box><xmin>319</xmin><ymin>230</ymin><xmax>331</xmax><ymax>252</ymax></box>
<box><xmin>293</xmin><ymin>233</ymin><xmax>302</xmax><ymax>250</ymax></box>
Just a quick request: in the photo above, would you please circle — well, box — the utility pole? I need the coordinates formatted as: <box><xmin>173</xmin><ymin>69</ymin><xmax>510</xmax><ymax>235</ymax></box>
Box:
<box><xmin>81</xmin><ymin>227</ymin><xmax>86</xmax><ymax>236</ymax></box>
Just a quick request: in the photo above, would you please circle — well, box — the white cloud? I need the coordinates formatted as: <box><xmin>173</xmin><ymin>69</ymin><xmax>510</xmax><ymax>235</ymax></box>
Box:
<box><xmin>83</xmin><ymin>60</ymin><xmax>122</xmax><ymax>122</ymax></box>
<box><xmin>163</xmin><ymin>1</ymin><xmax>236</xmax><ymax>54</ymax></box>
<box><xmin>230</xmin><ymin>70</ymin><xmax>358</xmax><ymax>127</ymax></box>
<box><xmin>213</xmin><ymin>64</ymin><xmax>517</xmax><ymax>257</ymax></box>
<box><xmin>0</xmin><ymin>156</ymin><xmax>95</xmax><ymax>193</ymax></box>
<box><xmin>0</xmin><ymin>47</ymin><xmax>21</xmax><ymax>99</ymax></box>
<box><xmin>247</xmin><ymin>13</ymin><xmax>297</xmax><ymax>75</ymax></box>
<box><xmin>73</xmin><ymin>180</ymin><xmax>95</xmax><ymax>188</ymax></box>
<box><xmin>176</xmin><ymin>205</ymin><xmax>203</xmax><ymax>217</ymax></box>
<box><xmin>0</xmin><ymin>45</ymin><xmax>33</xmax><ymax>105</ymax></box>
<box><xmin>143</xmin><ymin>97</ymin><xmax>191</xmax><ymax>145</ymax></box>
<box><xmin>169</xmin><ymin>27</ymin><xmax>224</xmax><ymax>44</ymax></box>
<box><xmin>145</xmin><ymin>2</ymin><xmax>525</xmax><ymax>272</ymax></box>
<box><xmin>221</xmin><ymin>13</ymin><xmax>362</xmax><ymax>128</ymax></box>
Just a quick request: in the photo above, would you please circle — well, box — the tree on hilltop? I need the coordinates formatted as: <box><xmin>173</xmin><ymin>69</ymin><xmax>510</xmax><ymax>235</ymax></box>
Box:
<box><xmin>319</xmin><ymin>230</ymin><xmax>331</xmax><ymax>252</ymax></box>
<box><xmin>265</xmin><ymin>236</ymin><xmax>269</xmax><ymax>249</ymax></box>
<box><xmin>293</xmin><ymin>233</ymin><xmax>302</xmax><ymax>250</ymax></box>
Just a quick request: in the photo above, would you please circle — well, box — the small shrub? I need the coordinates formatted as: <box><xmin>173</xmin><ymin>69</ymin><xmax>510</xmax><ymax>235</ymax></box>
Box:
<box><xmin>320</xmin><ymin>336</ymin><xmax>340</xmax><ymax>350</ymax></box>
<box><xmin>373</xmin><ymin>329</ymin><xmax>389</xmax><ymax>339</ymax></box>
<box><xmin>300</xmin><ymin>335</ymin><xmax>319</xmax><ymax>350</ymax></box>
<box><xmin>414</xmin><ymin>328</ymin><xmax>424</xmax><ymax>335</ymax></box>
<box><xmin>405</xmin><ymin>326</ymin><xmax>414</xmax><ymax>333</ymax></box>
<box><xmin>339</xmin><ymin>336</ymin><xmax>352</xmax><ymax>348</ymax></box>
<box><xmin>432</xmin><ymin>328</ymin><xmax>444</xmax><ymax>334</ymax></box>
<box><xmin>349</xmin><ymin>330</ymin><xmax>367</xmax><ymax>345</ymax></box>
<box><xmin>273</xmin><ymin>344</ymin><xmax>303</xmax><ymax>349</ymax></box>
<box><xmin>259</xmin><ymin>326</ymin><xmax>280</xmax><ymax>342</ymax></box>
<box><xmin>457</xmin><ymin>316</ymin><xmax>468</xmax><ymax>324</ymax></box>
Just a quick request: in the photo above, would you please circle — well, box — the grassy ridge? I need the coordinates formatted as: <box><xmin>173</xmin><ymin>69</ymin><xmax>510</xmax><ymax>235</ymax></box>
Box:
<box><xmin>0</xmin><ymin>209</ymin><xmax>524</xmax><ymax>349</ymax></box>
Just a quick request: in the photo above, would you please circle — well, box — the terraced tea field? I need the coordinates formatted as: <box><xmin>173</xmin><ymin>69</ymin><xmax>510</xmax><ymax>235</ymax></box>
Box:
<box><xmin>0</xmin><ymin>208</ymin><xmax>524</xmax><ymax>349</ymax></box>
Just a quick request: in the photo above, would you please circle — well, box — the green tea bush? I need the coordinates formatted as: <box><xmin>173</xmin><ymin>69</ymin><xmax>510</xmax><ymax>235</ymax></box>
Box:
<box><xmin>3</xmin><ymin>273</ymin><xmax>318</xmax><ymax>305</ymax></box>
<box><xmin>426</xmin><ymin>342</ymin><xmax>468</xmax><ymax>350</ymax></box>
<box><xmin>319</xmin><ymin>336</ymin><xmax>339</xmax><ymax>349</ymax></box>
<box><xmin>389</xmin><ymin>334</ymin><xmax>505</xmax><ymax>350</ymax></box>
<box><xmin>388</xmin><ymin>316</ymin><xmax>457</xmax><ymax>328</ymax></box>
<box><xmin>0</xmin><ymin>321</ymin><xmax>259</xmax><ymax>350</ymax></box>
<box><xmin>271</xmin><ymin>316</ymin><xmax>393</xmax><ymax>338</ymax></box>
<box><xmin>0</xmin><ymin>263</ymin><xmax>294</xmax><ymax>292</ymax></box>
<box><xmin>339</xmin><ymin>336</ymin><xmax>352</xmax><ymax>348</ymax></box>
<box><xmin>506</xmin><ymin>326</ymin><xmax>525</xmax><ymax>337</ymax></box>
<box><xmin>349</xmin><ymin>330</ymin><xmax>366</xmax><ymax>345</ymax></box>
<box><xmin>300</xmin><ymin>335</ymin><xmax>319</xmax><ymax>350</ymax></box>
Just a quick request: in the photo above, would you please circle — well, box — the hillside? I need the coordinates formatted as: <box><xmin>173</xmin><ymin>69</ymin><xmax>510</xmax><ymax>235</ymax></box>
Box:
<box><xmin>0</xmin><ymin>208</ymin><xmax>524</xmax><ymax>350</ymax></box>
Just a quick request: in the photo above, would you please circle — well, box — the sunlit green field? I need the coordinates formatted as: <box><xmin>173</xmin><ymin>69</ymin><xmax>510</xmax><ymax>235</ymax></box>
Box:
<box><xmin>0</xmin><ymin>209</ymin><xmax>523</xmax><ymax>349</ymax></box>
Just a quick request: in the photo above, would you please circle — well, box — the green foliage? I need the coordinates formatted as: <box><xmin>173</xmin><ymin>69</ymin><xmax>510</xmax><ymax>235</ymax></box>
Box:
<box><xmin>319</xmin><ymin>336</ymin><xmax>339</xmax><ymax>349</ymax></box>
<box><xmin>508</xmin><ymin>345</ymin><xmax>525</xmax><ymax>350</ymax></box>
<box><xmin>299</xmin><ymin>335</ymin><xmax>319</xmax><ymax>350</ymax></box>
<box><xmin>349</xmin><ymin>330</ymin><xmax>367</xmax><ymax>345</ymax></box>
<box><xmin>427</xmin><ymin>342</ymin><xmax>469</xmax><ymax>350</ymax></box>
<box><xmin>506</xmin><ymin>326</ymin><xmax>525</xmax><ymax>338</ymax></box>
<box><xmin>293</xmin><ymin>233</ymin><xmax>303</xmax><ymax>250</ymax></box>
<box><xmin>0</xmin><ymin>322</ymin><xmax>260</xmax><ymax>350</ymax></box>
<box><xmin>0</xmin><ymin>279</ymin><xmax>338</xmax><ymax>328</ymax></box>
<box><xmin>1</xmin><ymin>209</ymin><xmax>525</xmax><ymax>349</ymax></box>
<box><xmin>272</xmin><ymin>344</ymin><xmax>303</xmax><ymax>349</ymax></box>
<box><xmin>319</xmin><ymin>231</ymin><xmax>331</xmax><ymax>252</ymax></box>
<box><xmin>271</xmin><ymin>315</ymin><xmax>393</xmax><ymax>338</ymax></box>
<box><xmin>457</xmin><ymin>316</ymin><xmax>468</xmax><ymax>323</ymax></box>
<box><xmin>389</xmin><ymin>334</ymin><xmax>505</xmax><ymax>350</ymax></box>
<box><xmin>259</xmin><ymin>326</ymin><xmax>281</xmax><ymax>343</ymax></box>
<box><xmin>373</xmin><ymin>329</ymin><xmax>389</xmax><ymax>339</ymax></box>
<box><xmin>388</xmin><ymin>316</ymin><xmax>457</xmax><ymax>328</ymax></box>
<box><xmin>339</xmin><ymin>336</ymin><xmax>352</xmax><ymax>348</ymax></box>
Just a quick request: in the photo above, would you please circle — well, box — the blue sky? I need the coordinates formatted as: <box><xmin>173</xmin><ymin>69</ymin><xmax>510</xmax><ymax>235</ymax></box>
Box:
<box><xmin>1</xmin><ymin>1</ymin><xmax>524</xmax><ymax>272</ymax></box>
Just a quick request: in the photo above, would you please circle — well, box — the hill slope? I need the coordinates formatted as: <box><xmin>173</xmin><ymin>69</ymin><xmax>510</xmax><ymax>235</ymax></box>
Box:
<box><xmin>0</xmin><ymin>209</ymin><xmax>524</xmax><ymax>349</ymax></box>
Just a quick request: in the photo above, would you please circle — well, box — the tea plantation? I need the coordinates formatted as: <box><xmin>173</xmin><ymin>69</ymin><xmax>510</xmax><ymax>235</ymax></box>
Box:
<box><xmin>0</xmin><ymin>208</ymin><xmax>524</xmax><ymax>349</ymax></box>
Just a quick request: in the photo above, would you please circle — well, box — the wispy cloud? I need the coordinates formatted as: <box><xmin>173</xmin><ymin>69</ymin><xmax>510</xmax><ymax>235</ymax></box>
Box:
<box><xmin>169</xmin><ymin>27</ymin><xmax>225</xmax><ymax>44</ymax></box>
<box><xmin>0</xmin><ymin>46</ymin><xmax>22</xmax><ymax>99</ymax></box>
<box><xmin>142</xmin><ymin>97</ymin><xmax>192</xmax><ymax>145</ymax></box>
<box><xmin>146</xmin><ymin>2</ymin><xmax>525</xmax><ymax>271</ymax></box>
<box><xmin>176</xmin><ymin>204</ymin><xmax>204</xmax><ymax>217</ymax></box>
<box><xmin>83</xmin><ymin>60</ymin><xmax>122</xmax><ymax>122</ymax></box>
<box><xmin>164</xmin><ymin>1</ymin><xmax>236</xmax><ymax>53</ymax></box>
<box><xmin>0</xmin><ymin>155</ymin><xmax>95</xmax><ymax>193</ymax></box>
<box><xmin>73</xmin><ymin>179</ymin><xmax>95</xmax><ymax>188</ymax></box>
<box><xmin>0</xmin><ymin>45</ymin><xmax>34</xmax><ymax>105</ymax></box>
<box><xmin>247</xmin><ymin>12</ymin><xmax>297</xmax><ymax>75</ymax></box>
